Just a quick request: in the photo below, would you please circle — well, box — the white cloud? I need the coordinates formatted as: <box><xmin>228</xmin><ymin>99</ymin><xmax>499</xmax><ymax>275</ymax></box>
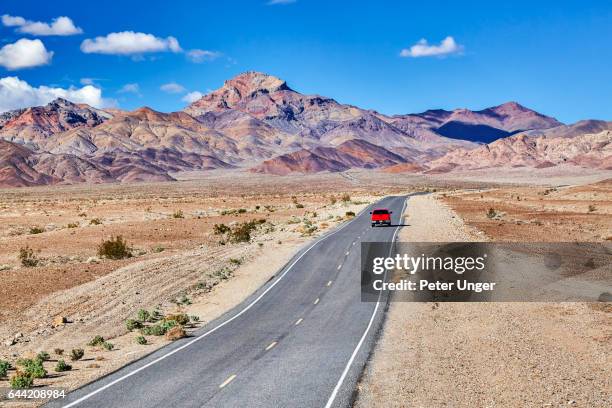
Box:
<box><xmin>400</xmin><ymin>36</ymin><xmax>463</xmax><ymax>58</ymax></box>
<box><xmin>0</xmin><ymin>76</ymin><xmax>115</xmax><ymax>112</ymax></box>
<box><xmin>267</xmin><ymin>0</ymin><xmax>297</xmax><ymax>5</ymax></box>
<box><xmin>2</xmin><ymin>15</ymin><xmax>82</xmax><ymax>36</ymax></box>
<box><xmin>182</xmin><ymin>91</ymin><xmax>203</xmax><ymax>103</ymax></box>
<box><xmin>160</xmin><ymin>82</ymin><xmax>186</xmax><ymax>94</ymax></box>
<box><xmin>118</xmin><ymin>83</ymin><xmax>140</xmax><ymax>95</ymax></box>
<box><xmin>186</xmin><ymin>49</ymin><xmax>220</xmax><ymax>63</ymax></box>
<box><xmin>81</xmin><ymin>31</ymin><xmax>182</xmax><ymax>55</ymax></box>
<box><xmin>1</xmin><ymin>15</ymin><xmax>26</xmax><ymax>26</ymax></box>
<box><xmin>0</xmin><ymin>39</ymin><xmax>53</xmax><ymax>70</ymax></box>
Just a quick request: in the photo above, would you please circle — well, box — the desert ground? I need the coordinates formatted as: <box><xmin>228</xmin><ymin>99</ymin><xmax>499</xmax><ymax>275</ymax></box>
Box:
<box><xmin>355</xmin><ymin>180</ymin><xmax>612</xmax><ymax>407</ymax></box>
<box><xmin>0</xmin><ymin>168</ymin><xmax>610</xmax><ymax>407</ymax></box>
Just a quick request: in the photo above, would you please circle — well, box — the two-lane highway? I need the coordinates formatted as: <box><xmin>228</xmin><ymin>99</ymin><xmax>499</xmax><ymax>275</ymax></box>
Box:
<box><xmin>48</xmin><ymin>195</ymin><xmax>408</xmax><ymax>408</ymax></box>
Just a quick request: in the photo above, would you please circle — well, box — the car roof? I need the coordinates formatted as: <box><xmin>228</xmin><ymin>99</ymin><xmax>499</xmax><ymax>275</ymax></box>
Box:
<box><xmin>372</xmin><ymin>208</ymin><xmax>390</xmax><ymax>211</ymax></box>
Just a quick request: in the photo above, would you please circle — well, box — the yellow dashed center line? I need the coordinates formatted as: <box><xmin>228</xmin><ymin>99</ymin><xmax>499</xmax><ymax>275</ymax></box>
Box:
<box><xmin>265</xmin><ymin>341</ymin><xmax>277</xmax><ymax>351</ymax></box>
<box><xmin>219</xmin><ymin>374</ymin><xmax>237</xmax><ymax>388</ymax></box>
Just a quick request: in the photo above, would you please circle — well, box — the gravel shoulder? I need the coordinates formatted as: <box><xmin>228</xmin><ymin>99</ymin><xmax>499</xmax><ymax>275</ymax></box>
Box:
<box><xmin>355</xmin><ymin>193</ymin><xmax>611</xmax><ymax>407</ymax></box>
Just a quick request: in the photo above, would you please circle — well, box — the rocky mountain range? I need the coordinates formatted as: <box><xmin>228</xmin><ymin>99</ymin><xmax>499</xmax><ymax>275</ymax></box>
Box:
<box><xmin>0</xmin><ymin>71</ymin><xmax>609</xmax><ymax>187</ymax></box>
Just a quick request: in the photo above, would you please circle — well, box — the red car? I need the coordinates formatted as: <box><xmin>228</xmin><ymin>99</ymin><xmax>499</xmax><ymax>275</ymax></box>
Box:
<box><xmin>370</xmin><ymin>208</ymin><xmax>392</xmax><ymax>227</ymax></box>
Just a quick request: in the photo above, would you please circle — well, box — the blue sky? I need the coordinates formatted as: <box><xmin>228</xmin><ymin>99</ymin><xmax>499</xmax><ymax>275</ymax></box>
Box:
<box><xmin>1</xmin><ymin>0</ymin><xmax>611</xmax><ymax>122</ymax></box>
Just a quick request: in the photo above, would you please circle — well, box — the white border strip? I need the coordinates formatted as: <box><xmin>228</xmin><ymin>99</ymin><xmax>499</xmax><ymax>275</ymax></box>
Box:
<box><xmin>323</xmin><ymin>197</ymin><xmax>407</xmax><ymax>408</ymax></box>
<box><xmin>61</xmin><ymin>200</ymin><xmax>374</xmax><ymax>407</ymax></box>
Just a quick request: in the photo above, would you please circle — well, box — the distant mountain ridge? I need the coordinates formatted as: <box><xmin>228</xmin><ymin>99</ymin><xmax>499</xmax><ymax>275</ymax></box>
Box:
<box><xmin>0</xmin><ymin>71</ymin><xmax>607</xmax><ymax>187</ymax></box>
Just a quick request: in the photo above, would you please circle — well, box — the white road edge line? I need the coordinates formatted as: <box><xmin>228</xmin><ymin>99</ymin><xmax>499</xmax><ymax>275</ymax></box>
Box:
<box><xmin>314</xmin><ymin>298</ymin><xmax>320</xmax><ymax>305</ymax></box>
<box><xmin>323</xmin><ymin>197</ymin><xmax>407</xmax><ymax>408</ymax></box>
<box><xmin>326</xmin><ymin>280</ymin><xmax>332</xmax><ymax>287</ymax></box>
<box><xmin>219</xmin><ymin>374</ymin><xmax>237</xmax><ymax>388</ymax></box>
<box><xmin>60</xmin><ymin>202</ymin><xmax>373</xmax><ymax>408</ymax></box>
<box><xmin>265</xmin><ymin>341</ymin><xmax>277</xmax><ymax>351</ymax></box>
<box><xmin>294</xmin><ymin>318</ymin><xmax>303</xmax><ymax>325</ymax></box>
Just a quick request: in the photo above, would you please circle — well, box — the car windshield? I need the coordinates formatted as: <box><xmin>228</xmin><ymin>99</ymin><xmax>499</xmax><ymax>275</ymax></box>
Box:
<box><xmin>373</xmin><ymin>210</ymin><xmax>389</xmax><ymax>215</ymax></box>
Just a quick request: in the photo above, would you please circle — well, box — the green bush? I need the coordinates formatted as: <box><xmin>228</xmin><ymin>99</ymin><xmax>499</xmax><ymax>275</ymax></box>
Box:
<box><xmin>229</xmin><ymin>258</ymin><xmax>242</xmax><ymax>265</ymax></box>
<box><xmin>88</xmin><ymin>335</ymin><xmax>105</xmax><ymax>347</ymax></box>
<box><xmin>135</xmin><ymin>336</ymin><xmax>147</xmax><ymax>345</ymax></box>
<box><xmin>229</xmin><ymin>220</ymin><xmax>263</xmax><ymax>243</ymax></box>
<box><xmin>37</xmin><ymin>351</ymin><xmax>50</xmax><ymax>361</ymax></box>
<box><xmin>102</xmin><ymin>342</ymin><xmax>114</xmax><ymax>351</ymax></box>
<box><xmin>141</xmin><ymin>319</ymin><xmax>177</xmax><ymax>336</ymax></box>
<box><xmin>172</xmin><ymin>210</ymin><xmax>184</xmax><ymax>219</ymax></box>
<box><xmin>54</xmin><ymin>348</ymin><xmax>64</xmax><ymax>356</ymax></box>
<box><xmin>17</xmin><ymin>358</ymin><xmax>46</xmax><ymax>379</ymax></box>
<box><xmin>10</xmin><ymin>373</ymin><xmax>33</xmax><ymax>389</ymax></box>
<box><xmin>54</xmin><ymin>360</ymin><xmax>72</xmax><ymax>372</ymax></box>
<box><xmin>66</xmin><ymin>222</ymin><xmax>79</xmax><ymax>228</ymax></box>
<box><xmin>345</xmin><ymin>211</ymin><xmax>355</xmax><ymax>217</ymax></box>
<box><xmin>89</xmin><ymin>218</ymin><xmax>102</xmax><ymax>225</ymax></box>
<box><xmin>126</xmin><ymin>319</ymin><xmax>142</xmax><ymax>331</ymax></box>
<box><xmin>295</xmin><ymin>203</ymin><xmax>304</xmax><ymax>209</ymax></box>
<box><xmin>137</xmin><ymin>309</ymin><xmax>151</xmax><ymax>322</ymax></box>
<box><xmin>70</xmin><ymin>348</ymin><xmax>84</xmax><ymax>361</ymax></box>
<box><xmin>486</xmin><ymin>208</ymin><xmax>496</xmax><ymax>219</ymax></box>
<box><xmin>97</xmin><ymin>236</ymin><xmax>132</xmax><ymax>259</ymax></box>
<box><xmin>0</xmin><ymin>360</ymin><xmax>10</xmax><ymax>377</ymax></box>
<box><xmin>190</xmin><ymin>315</ymin><xmax>200</xmax><ymax>323</ymax></box>
<box><xmin>19</xmin><ymin>246</ymin><xmax>39</xmax><ymax>267</ymax></box>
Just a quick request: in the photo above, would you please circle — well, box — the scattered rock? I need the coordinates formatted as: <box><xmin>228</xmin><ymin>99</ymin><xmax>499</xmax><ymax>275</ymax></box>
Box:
<box><xmin>52</xmin><ymin>315</ymin><xmax>67</xmax><ymax>327</ymax></box>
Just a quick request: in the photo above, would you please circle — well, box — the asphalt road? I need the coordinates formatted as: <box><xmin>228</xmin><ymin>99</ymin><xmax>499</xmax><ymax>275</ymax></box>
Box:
<box><xmin>48</xmin><ymin>195</ymin><xmax>407</xmax><ymax>408</ymax></box>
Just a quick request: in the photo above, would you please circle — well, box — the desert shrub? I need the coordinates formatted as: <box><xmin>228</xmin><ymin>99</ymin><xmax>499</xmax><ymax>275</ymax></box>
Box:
<box><xmin>66</xmin><ymin>222</ymin><xmax>79</xmax><ymax>228</ymax></box>
<box><xmin>152</xmin><ymin>245</ymin><xmax>165</xmax><ymax>253</ymax></box>
<box><xmin>54</xmin><ymin>360</ymin><xmax>72</xmax><ymax>372</ymax></box>
<box><xmin>102</xmin><ymin>342</ymin><xmax>114</xmax><ymax>351</ymax></box>
<box><xmin>295</xmin><ymin>203</ymin><xmax>304</xmax><ymax>209</ymax></box>
<box><xmin>88</xmin><ymin>335</ymin><xmax>105</xmax><ymax>347</ymax></box>
<box><xmin>98</xmin><ymin>236</ymin><xmax>132</xmax><ymax>259</ymax></box>
<box><xmin>255</xmin><ymin>205</ymin><xmax>260</xmax><ymax>210</ymax></box>
<box><xmin>229</xmin><ymin>220</ymin><xmax>262</xmax><ymax>243</ymax></box>
<box><xmin>10</xmin><ymin>373</ymin><xmax>33</xmax><ymax>389</ymax></box>
<box><xmin>135</xmin><ymin>336</ymin><xmax>147</xmax><ymax>345</ymax></box>
<box><xmin>165</xmin><ymin>326</ymin><xmax>186</xmax><ymax>341</ymax></box>
<box><xmin>54</xmin><ymin>348</ymin><xmax>64</xmax><ymax>356</ymax></box>
<box><xmin>179</xmin><ymin>295</ymin><xmax>192</xmax><ymax>305</ymax></box>
<box><xmin>588</xmin><ymin>204</ymin><xmax>596</xmax><ymax>212</ymax></box>
<box><xmin>70</xmin><ymin>348</ymin><xmax>84</xmax><ymax>361</ymax></box>
<box><xmin>29</xmin><ymin>226</ymin><xmax>44</xmax><ymax>234</ymax></box>
<box><xmin>18</xmin><ymin>358</ymin><xmax>46</xmax><ymax>379</ymax></box>
<box><xmin>341</xmin><ymin>193</ymin><xmax>351</xmax><ymax>203</ymax></box>
<box><xmin>141</xmin><ymin>319</ymin><xmax>177</xmax><ymax>336</ymax></box>
<box><xmin>137</xmin><ymin>309</ymin><xmax>151</xmax><ymax>323</ymax></box>
<box><xmin>37</xmin><ymin>351</ymin><xmax>50</xmax><ymax>361</ymax></box>
<box><xmin>19</xmin><ymin>246</ymin><xmax>39</xmax><ymax>267</ymax></box>
<box><xmin>150</xmin><ymin>309</ymin><xmax>163</xmax><ymax>321</ymax></box>
<box><xmin>486</xmin><ymin>208</ymin><xmax>497</xmax><ymax>219</ymax></box>
<box><xmin>165</xmin><ymin>313</ymin><xmax>189</xmax><ymax>326</ymax></box>
<box><xmin>214</xmin><ymin>223</ymin><xmax>230</xmax><ymax>235</ymax></box>
<box><xmin>345</xmin><ymin>211</ymin><xmax>355</xmax><ymax>217</ymax></box>
<box><xmin>237</xmin><ymin>208</ymin><xmax>247</xmax><ymax>214</ymax></box>
<box><xmin>126</xmin><ymin>319</ymin><xmax>142</xmax><ymax>331</ymax></box>
<box><xmin>0</xmin><ymin>360</ymin><xmax>10</xmax><ymax>377</ymax></box>
<box><xmin>172</xmin><ymin>210</ymin><xmax>184</xmax><ymax>219</ymax></box>
<box><xmin>190</xmin><ymin>315</ymin><xmax>200</xmax><ymax>323</ymax></box>
<box><xmin>89</xmin><ymin>218</ymin><xmax>102</xmax><ymax>225</ymax></box>
<box><xmin>229</xmin><ymin>258</ymin><xmax>242</xmax><ymax>265</ymax></box>
<box><xmin>330</xmin><ymin>196</ymin><xmax>337</xmax><ymax>205</ymax></box>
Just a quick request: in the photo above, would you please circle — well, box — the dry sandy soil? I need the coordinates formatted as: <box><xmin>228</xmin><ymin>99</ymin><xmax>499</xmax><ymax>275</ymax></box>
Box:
<box><xmin>0</xmin><ymin>170</ymin><xmax>610</xmax><ymax>407</ymax></box>
<box><xmin>0</xmin><ymin>172</ymin><xmax>412</xmax><ymax>406</ymax></box>
<box><xmin>355</xmin><ymin>188</ymin><xmax>611</xmax><ymax>407</ymax></box>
